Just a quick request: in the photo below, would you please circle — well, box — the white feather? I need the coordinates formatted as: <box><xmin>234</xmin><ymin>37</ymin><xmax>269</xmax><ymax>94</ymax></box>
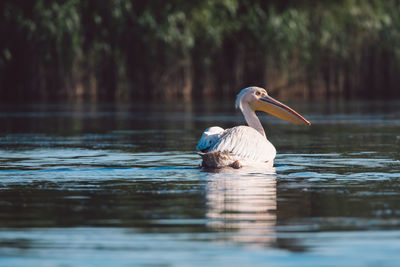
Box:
<box><xmin>210</xmin><ymin>126</ymin><xmax>276</xmax><ymax>164</ymax></box>
<box><xmin>196</xmin><ymin>126</ymin><xmax>224</xmax><ymax>152</ymax></box>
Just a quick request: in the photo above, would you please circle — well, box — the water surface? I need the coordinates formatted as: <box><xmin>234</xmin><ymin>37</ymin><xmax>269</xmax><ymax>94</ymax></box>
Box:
<box><xmin>0</xmin><ymin>101</ymin><xmax>399</xmax><ymax>266</ymax></box>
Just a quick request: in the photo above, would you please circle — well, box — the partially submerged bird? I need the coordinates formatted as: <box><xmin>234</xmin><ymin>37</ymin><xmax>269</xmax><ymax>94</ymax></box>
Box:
<box><xmin>196</xmin><ymin>86</ymin><xmax>310</xmax><ymax>169</ymax></box>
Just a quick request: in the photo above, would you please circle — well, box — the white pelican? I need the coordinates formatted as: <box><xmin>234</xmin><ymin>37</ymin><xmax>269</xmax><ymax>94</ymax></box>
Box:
<box><xmin>196</xmin><ymin>86</ymin><xmax>310</xmax><ymax>169</ymax></box>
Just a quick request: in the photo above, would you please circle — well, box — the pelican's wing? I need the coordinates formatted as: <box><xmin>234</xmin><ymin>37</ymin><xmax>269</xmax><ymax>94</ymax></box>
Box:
<box><xmin>196</xmin><ymin>126</ymin><xmax>224</xmax><ymax>152</ymax></box>
<box><xmin>210</xmin><ymin>126</ymin><xmax>276</xmax><ymax>163</ymax></box>
<box><xmin>196</xmin><ymin>134</ymin><xmax>216</xmax><ymax>151</ymax></box>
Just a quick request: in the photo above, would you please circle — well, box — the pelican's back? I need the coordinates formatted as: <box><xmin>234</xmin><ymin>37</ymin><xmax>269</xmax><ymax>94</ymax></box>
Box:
<box><xmin>205</xmin><ymin>126</ymin><xmax>276</xmax><ymax>167</ymax></box>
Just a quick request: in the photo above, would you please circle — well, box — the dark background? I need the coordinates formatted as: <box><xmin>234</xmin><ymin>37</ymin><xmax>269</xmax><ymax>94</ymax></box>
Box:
<box><xmin>1</xmin><ymin>0</ymin><xmax>400</xmax><ymax>102</ymax></box>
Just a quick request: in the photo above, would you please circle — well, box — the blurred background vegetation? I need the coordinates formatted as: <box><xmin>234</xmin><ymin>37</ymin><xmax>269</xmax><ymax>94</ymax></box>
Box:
<box><xmin>1</xmin><ymin>0</ymin><xmax>400</xmax><ymax>102</ymax></box>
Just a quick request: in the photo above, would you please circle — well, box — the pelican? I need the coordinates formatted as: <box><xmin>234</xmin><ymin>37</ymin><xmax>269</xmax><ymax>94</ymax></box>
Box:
<box><xmin>196</xmin><ymin>86</ymin><xmax>310</xmax><ymax>169</ymax></box>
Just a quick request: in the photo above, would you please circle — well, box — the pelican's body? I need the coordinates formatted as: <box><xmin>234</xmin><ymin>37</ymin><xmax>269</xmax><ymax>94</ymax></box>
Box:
<box><xmin>199</xmin><ymin>126</ymin><xmax>276</xmax><ymax>168</ymax></box>
<box><xmin>196</xmin><ymin>86</ymin><xmax>310</xmax><ymax>169</ymax></box>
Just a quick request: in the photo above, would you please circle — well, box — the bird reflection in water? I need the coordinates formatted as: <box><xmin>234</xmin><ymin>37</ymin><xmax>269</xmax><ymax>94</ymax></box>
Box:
<box><xmin>204</xmin><ymin>167</ymin><xmax>277</xmax><ymax>247</ymax></box>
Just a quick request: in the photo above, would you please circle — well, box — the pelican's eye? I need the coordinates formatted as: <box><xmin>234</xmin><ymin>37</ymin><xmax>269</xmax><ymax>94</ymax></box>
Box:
<box><xmin>255</xmin><ymin>91</ymin><xmax>261</xmax><ymax>96</ymax></box>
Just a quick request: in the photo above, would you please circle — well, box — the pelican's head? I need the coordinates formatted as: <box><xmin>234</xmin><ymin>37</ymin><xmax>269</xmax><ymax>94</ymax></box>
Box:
<box><xmin>235</xmin><ymin>86</ymin><xmax>311</xmax><ymax>126</ymax></box>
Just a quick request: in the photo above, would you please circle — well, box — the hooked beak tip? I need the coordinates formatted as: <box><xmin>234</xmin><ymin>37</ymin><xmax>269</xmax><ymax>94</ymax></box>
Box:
<box><xmin>258</xmin><ymin>96</ymin><xmax>311</xmax><ymax>126</ymax></box>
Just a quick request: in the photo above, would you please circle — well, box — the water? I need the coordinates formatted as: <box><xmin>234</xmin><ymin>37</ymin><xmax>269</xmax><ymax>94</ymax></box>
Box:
<box><xmin>0</xmin><ymin>101</ymin><xmax>399</xmax><ymax>266</ymax></box>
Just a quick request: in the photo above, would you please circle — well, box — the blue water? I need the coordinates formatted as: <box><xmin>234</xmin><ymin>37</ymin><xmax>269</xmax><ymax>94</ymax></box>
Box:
<box><xmin>0</xmin><ymin>101</ymin><xmax>399</xmax><ymax>266</ymax></box>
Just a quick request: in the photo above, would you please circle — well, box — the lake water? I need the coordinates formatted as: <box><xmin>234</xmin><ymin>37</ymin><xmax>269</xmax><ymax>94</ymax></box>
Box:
<box><xmin>0</xmin><ymin>100</ymin><xmax>399</xmax><ymax>266</ymax></box>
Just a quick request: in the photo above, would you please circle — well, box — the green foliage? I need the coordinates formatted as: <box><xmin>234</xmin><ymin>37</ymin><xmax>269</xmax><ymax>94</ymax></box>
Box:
<box><xmin>1</xmin><ymin>0</ymin><xmax>400</xmax><ymax>101</ymax></box>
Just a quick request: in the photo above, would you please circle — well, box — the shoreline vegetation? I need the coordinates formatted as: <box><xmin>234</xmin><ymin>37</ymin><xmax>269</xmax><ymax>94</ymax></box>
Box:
<box><xmin>1</xmin><ymin>0</ymin><xmax>400</xmax><ymax>103</ymax></box>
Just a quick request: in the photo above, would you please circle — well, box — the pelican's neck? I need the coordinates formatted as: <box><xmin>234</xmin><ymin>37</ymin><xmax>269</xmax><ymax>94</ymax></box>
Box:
<box><xmin>240</xmin><ymin>103</ymin><xmax>266</xmax><ymax>137</ymax></box>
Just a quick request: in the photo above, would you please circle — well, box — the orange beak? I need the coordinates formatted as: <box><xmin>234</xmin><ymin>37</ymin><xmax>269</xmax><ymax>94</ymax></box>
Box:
<box><xmin>254</xmin><ymin>95</ymin><xmax>311</xmax><ymax>126</ymax></box>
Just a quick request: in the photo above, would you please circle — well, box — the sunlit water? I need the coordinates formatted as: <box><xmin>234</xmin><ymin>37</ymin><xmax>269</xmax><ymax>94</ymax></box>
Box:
<box><xmin>0</xmin><ymin>101</ymin><xmax>399</xmax><ymax>266</ymax></box>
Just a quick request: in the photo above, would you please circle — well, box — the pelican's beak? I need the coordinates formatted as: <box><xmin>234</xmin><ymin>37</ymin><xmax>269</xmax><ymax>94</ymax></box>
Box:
<box><xmin>254</xmin><ymin>95</ymin><xmax>311</xmax><ymax>126</ymax></box>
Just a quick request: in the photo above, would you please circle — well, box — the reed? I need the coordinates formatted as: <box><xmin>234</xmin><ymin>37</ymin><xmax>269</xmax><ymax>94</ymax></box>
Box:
<box><xmin>1</xmin><ymin>0</ymin><xmax>399</xmax><ymax>102</ymax></box>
